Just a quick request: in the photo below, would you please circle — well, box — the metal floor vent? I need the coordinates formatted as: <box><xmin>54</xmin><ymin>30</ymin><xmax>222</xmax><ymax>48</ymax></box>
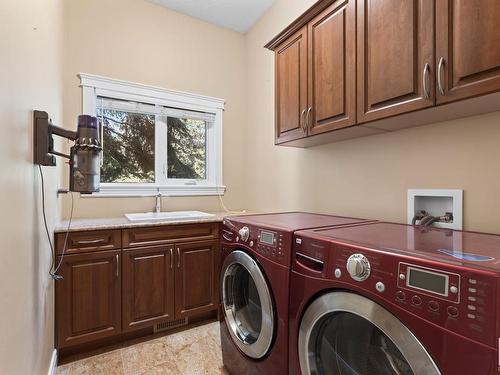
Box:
<box><xmin>154</xmin><ymin>318</ymin><xmax>188</xmax><ymax>333</ymax></box>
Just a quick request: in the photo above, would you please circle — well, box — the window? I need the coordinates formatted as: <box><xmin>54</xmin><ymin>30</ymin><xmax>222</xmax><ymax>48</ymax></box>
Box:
<box><xmin>80</xmin><ymin>73</ymin><xmax>225</xmax><ymax>196</ymax></box>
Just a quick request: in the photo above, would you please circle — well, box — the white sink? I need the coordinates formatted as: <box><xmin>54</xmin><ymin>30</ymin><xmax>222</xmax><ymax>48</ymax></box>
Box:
<box><xmin>125</xmin><ymin>211</ymin><xmax>214</xmax><ymax>222</ymax></box>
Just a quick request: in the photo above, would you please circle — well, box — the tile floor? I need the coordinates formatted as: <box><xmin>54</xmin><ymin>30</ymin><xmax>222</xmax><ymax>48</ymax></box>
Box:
<box><xmin>57</xmin><ymin>322</ymin><xmax>224</xmax><ymax>375</ymax></box>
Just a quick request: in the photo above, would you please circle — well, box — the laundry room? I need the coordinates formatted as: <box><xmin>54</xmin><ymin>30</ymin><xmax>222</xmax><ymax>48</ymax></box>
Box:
<box><xmin>2</xmin><ymin>0</ymin><xmax>500</xmax><ymax>374</ymax></box>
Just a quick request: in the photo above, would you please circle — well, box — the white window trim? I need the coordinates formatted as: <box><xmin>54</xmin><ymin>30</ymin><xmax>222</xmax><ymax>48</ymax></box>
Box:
<box><xmin>79</xmin><ymin>73</ymin><xmax>225</xmax><ymax>197</ymax></box>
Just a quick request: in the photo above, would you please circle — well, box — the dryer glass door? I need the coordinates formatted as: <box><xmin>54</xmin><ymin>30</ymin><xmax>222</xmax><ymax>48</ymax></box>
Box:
<box><xmin>299</xmin><ymin>292</ymin><xmax>441</xmax><ymax>375</ymax></box>
<box><xmin>222</xmin><ymin>250</ymin><xmax>274</xmax><ymax>359</ymax></box>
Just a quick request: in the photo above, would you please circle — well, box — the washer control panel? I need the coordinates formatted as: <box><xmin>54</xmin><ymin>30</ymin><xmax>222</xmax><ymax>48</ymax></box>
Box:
<box><xmin>397</xmin><ymin>262</ymin><xmax>460</xmax><ymax>304</ymax></box>
<box><xmin>327</xmin><ymin>243</ymin><xmax>498</xmax><ymax>349</ymax></box>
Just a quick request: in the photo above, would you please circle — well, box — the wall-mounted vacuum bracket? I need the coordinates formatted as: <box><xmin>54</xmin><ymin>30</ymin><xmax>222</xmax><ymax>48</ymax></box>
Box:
<box><xmin>34</xmin><ymin>110</ymin><xmax>77</xmax><ymax>165</ymax></box>
<box><xmin>33</xmin><ymin>110</ymin><xmax>102</xmax><ymax>194</ymax></box>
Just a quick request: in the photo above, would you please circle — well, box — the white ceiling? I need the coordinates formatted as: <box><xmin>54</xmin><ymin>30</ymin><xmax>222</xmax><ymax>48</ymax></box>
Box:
<box><xmin>148</xmin><ymin>0</ymin><xmax>275</xmax><ymax>33</ymax></box>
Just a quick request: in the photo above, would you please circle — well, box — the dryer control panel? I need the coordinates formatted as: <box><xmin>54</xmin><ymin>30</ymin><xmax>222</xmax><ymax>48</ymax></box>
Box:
<box><xmin>222</xmin><ymin>219</ymin><xmax>290</xmax><ymax>267</ymax></box>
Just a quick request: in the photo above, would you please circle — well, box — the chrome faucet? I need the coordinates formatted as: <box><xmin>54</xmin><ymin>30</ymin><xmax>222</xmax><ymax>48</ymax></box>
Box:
<box><xmin>154</xmin><ymin>189</ymin><xmax>162</xmax><ymax>213</ymax></box>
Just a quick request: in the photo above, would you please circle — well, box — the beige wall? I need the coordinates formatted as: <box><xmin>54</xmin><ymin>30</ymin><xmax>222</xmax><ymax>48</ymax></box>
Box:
<box><xmin>245</xmin><ymin>0</ymin><xmax>500</xmax><ymax>234</ymax></box>
<box><xmin>0</xmin><ymin>0</ymin><xmax>63</xmax><ymax>373</ymax></box>
<box><xmin>62</xmin><ymin>0</ymin><xmax>248</xmax><ymax>218</ymax></box>
<box><xmin>61</xmin><ymin>0</ymin><xmax>500</xmax><ymax>234</ymax></box>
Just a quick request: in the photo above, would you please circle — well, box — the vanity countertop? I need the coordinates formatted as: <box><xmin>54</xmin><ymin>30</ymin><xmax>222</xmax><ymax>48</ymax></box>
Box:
<box><xmin>54</xmin><ymin>211</ymin><xmax>252</xmax><ymax>233</ymax></box>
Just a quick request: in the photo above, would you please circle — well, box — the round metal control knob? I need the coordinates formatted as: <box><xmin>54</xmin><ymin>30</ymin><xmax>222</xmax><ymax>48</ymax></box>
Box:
<box><xmin>447</xmin><ymin>306</ymin><xmax>459</xmax><ymax>318</ymax></box>
<box><xmin>396</xmin><ymin>291</ymin><xmax>406</xmax><ymax>301</ymax></box>
<box><xmin>375</xmin><ymin>282</ymin><xmax>385</xmax><ymax>293</ymax></box>
<box><xmin>411</xmin><ymin>295</ymin><xmax>422</xmax><ymax>306</ymax></box>
<box><xmin>238</xmin><ymin>226</ymin><xmax>250</xmax><ymax>242</ymax></box>
<box><xmin>450</xmin><ymin>286</ymin><xmax>458</xmax><ymax>294</ymax></box>
<box><xmin>428</xmin><ymin>301</ymin><xmax>440</xmax><ymax>312</ymax></box>
<box><xmin>334</xmin><ymin>268</ymin><xmax>342</xmax><ymax>279</ymax></box>
<box><xmin>346</xmin><ymin>254</ymin><xmax>371</xmax><ymax>282</ymax></box>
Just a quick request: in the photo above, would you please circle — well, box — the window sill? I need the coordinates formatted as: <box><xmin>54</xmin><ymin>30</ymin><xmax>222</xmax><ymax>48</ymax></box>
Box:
<box><xmin>81</xmin><ymin>184</ymin><xmax>226</xmax><ymax>198</ymax></box>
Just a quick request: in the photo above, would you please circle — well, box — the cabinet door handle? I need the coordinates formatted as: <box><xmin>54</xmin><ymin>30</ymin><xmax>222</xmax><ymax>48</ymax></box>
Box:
<box><xmin>422</xmin><ymin>63</ymin><xmax>430</xmax><ymax>99</ymax></box>
<box><xmin>300</xmin><ymin>109</ymin><xmax>306</xmax><ymax>131</ymax></box>
<box><xmin>437</xmin><ymin>57</ymin><xmax>446</xmax><ymax>96</ymax></box>
<box><xmin>115</xmin><ymin>254</ymin><xmax>119</xmax><ymax>277</ymax></box>
<box><xmin>177</xmin><ymin>248</ymin><xmax>180</xmax><ymax>268</ymax></box>
<box><xmin>169</xmin><ymin>248</ymin><xmax>173</xmax><ymax>269</ymax></box>
<box><xmin>306</xmin><ymin>107</ymin><xmax>312</xmax><ymax>129</ymax></box>
<box><xmin>75</xmin><ymin>238</ymin><xmax>106</xmax><ymax>245</ymax></box>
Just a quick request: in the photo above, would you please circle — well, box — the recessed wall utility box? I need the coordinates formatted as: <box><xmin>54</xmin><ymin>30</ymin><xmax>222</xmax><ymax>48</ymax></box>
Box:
<box><xmin>407</xmin><ymin>189</ymin><xmax>463</xmax><ymax>230</ymax></box>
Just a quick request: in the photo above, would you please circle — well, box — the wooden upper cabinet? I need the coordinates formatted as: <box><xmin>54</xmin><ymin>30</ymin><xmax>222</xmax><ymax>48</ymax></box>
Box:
<box><xmin>436</xmin><ymin>0</ymin><xmax>500</xmax><ymax>104</ymax></box>
<box><xmin>122</xmin><ymin>246</ymin><xmax>175</xmax><ymax>332</ymax></box>
<box><xmin>308</xmin><ymin>0</ymin><xmax>356</xmax><ymax>135</ymax></box>
<box><xmin>275</xmin><ymin>26</ymin><xmax>308</xmax><ymax>144</ymax></box>
<box><xmin>356</xmin><ymin>0</ymin><xmax>435</xmax><ymax>123</ymax></box>
<box><xmin>56</xmin><ymin>250</ymin><xmax>121</xmax><ymax>348</ymax></box>
<box><xmin>175</xmin><ymin>241</ymin><xmax>219</xmax><ymax>319</ymax></box>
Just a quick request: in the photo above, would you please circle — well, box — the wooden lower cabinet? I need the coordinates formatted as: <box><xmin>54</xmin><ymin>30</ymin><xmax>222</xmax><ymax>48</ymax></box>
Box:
<box><xmin>55</xmin><ymin>225</ymin><xmax>221</xmax><ymax>350</ymax></box>
<box><xmin>121</xmin><ymin>240</ymin><xmax>219</xmax><ymax>333</ymax></box>
<box><xmin>175</xmin><ymin>241</ymin><xmax>219</xmax><ymax>319</ymax></box>
<box><xmin>122</xmin><ymin>245</ymin><xmax>175</xmax><ymax>332</ymax></box>
<box><xmin>56</xmin><ymin>250</ymin><xmax>121</xmax><ymax>349</ymax></box>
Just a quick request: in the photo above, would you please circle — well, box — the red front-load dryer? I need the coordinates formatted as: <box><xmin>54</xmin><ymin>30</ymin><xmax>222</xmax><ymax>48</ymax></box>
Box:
<box><xmin>289</xmin><ymin>222</ymin><xmax>500</xmax><ymax>375</ymax></box>
<box><xmin>219</xmin><ymin>213</ymin><xmax>374</xmax><ymax>375</ymax></box>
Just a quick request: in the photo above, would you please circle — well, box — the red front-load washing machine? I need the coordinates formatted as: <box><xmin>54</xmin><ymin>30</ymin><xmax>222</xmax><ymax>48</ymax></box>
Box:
<box><xmin>219</xmin><ymin>213</ymin><xmax>374</xmax><ymax>375</ymax></box>
<box><xmin>289</xmin><ymin>222</ymin><xmax>500</xmax><ymax>375</ymax></box>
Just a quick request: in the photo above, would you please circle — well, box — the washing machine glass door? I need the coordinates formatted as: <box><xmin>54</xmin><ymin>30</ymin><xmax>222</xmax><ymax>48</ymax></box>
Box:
<box><xmin>222</xmin><ymin>250</ymin><xmax>274</xmax><ymax>359</ymax></box>
<box><xmin>299</xmin><ymin>292</ymin><xmax>440</xmax><ymax>375</ymax></box>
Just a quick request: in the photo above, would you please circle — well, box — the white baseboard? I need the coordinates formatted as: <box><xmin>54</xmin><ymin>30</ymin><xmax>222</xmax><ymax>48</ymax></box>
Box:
<box><xmin>48</xmin><ymin>349</ymin><xmax>58</xmax><ymax>375</ymax></box>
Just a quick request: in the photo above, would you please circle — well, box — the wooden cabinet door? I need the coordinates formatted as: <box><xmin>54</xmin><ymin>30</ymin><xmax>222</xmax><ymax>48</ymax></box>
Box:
<box><xmin>275</xmin><ymin>26</ymin><xmax>308</xmax><ymax>144</ymax></box>
<box><xmin>357</xmin><ymin>0</ymin><xmax>435</xmax><ymax>123</ymax></box>
<box><xmin>308</xmin><ymin>0</ymin><xmax>356</xmax><ymax>135</ymax></box>
<box><xmin>56</xmin><ymin>250</ymin><xmax>121</xmax><ymax>348</ymax></box>
<box><xmin>122</xmin><ymin>246</ymin><xmax>175</xmax><ymax>332</ymax></box>
<box><xmin>174</xmin><ymin>241</ymin><xmax>219</xmax><ymax>319</ymax></box>
<box><xmin>436</xmin><ymin>0</ymin><xmax>500</xmax><ymax>104</ymax></box>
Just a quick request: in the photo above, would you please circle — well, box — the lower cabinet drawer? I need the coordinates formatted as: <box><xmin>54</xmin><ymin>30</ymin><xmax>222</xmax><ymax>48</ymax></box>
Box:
<box><xmin>122</xmin><ymin>223</ymin><xmax>219</xmax><ymax>248</ymax></box>
<box><xmin>55</xmin><ymin>229</ymin><xmax>121</xmax><ymax>255</ymax></box>
<box><xmin>55</xmin><ymin>250</ymin><xmax>121</xmax><ymax>349</ymax></box>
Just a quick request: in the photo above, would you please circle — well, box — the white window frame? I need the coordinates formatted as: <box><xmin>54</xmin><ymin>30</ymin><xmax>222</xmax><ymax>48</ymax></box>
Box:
<box><xmin>79</xmin><ymin>73</ymin><xmax>225</xmax><ymax>197</ymax></box>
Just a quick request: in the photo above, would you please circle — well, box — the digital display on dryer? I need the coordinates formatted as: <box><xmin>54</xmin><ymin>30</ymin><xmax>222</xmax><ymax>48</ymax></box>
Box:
<box><xmin>259</xmin><ymin>231</ymin><xmax>275</xmax><ymax>246</ymax></box>
<box><xmin>408</xmin><ymin>267</ymin><xmax>448</xmax><ymax>296</ymax></box>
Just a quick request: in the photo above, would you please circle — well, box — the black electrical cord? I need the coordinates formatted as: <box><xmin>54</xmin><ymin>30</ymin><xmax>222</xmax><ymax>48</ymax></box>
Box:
<box><xmin>53</xmin><ymin>191</ymin><xmax>74</xmax><ymax>276</ymax></box>
<box><xmin>38</xmin><ymin>165</ymin><xmax>74</xmax><ymax>281</ymax></box>
<box><xmin>38</xmin><ymin>165</ymin><xmax>58</xmax><ymax>279</ymax></box>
